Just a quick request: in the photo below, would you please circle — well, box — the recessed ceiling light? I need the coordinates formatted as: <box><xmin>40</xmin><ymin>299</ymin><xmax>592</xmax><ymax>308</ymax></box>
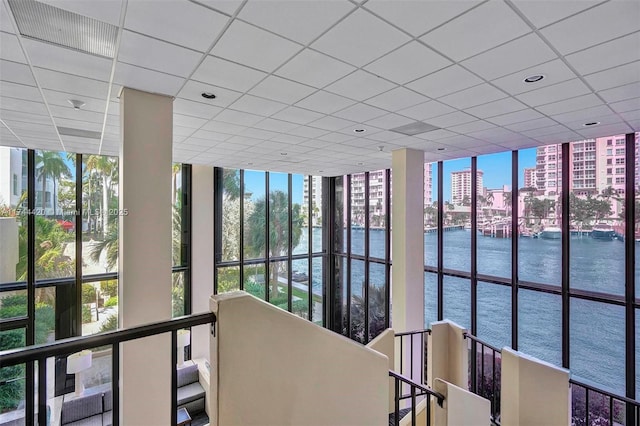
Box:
<box><xmin>357</xmin><ymin>162</ymin><xmax>364</xmax><ymax>166</ymax></box>
<box><xmin>280</xmin><ymin>152</ymin><xmax>288</xmax><ymax>156</ymax></box>
<box><xmin>354</xmin><ymin>128</ymin><xmax>366</xmax><ymax>133</ymax></box>
<box><xmin>437</xmin><ymin>147</ymin><xmax>446</xmax><ymax>151</ymax></box>
<box><xmin>247</xmin><ymin>162</ymin><xmax>253</xmax><ymax>165</ymax></box>
<box><xmin>67</xmin><ymin>99</ymin><xmax>85</xmax><ymax>110</ymax></box>
<box><xmin>201</xmin><ymin>92</ymin><xmax>216</xmax><ymax>99</ymax></box>
<box><xmin>318</xmin><ymin>170</ymin><xmax>324</xmax><ymax>173</ymax></box>
<box><xmin>524</xmin><ymin>75</ymin><xmax>545</xmax><ymax>83</ymax></box>
<box><xmin>583</xmin><ymin>121</ymin><xmax>600</xmax><ymax>127</ymax></box>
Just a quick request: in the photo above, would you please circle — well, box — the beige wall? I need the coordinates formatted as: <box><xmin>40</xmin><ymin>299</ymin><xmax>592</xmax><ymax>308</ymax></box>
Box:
<box><xmin>0</xmin><ymin>217</ymin><xmax>18</xmax><ymax>282</ymax></box>
<box><xmin>119</xmin><ymin>88</ymin><xmax>173</xmax><ymax>426</ymax></box>
<box><xmin>434</xmin><ymin>378</ymin><xmax>490</xmax><ymax>426</ymax></box>
<box><xmin>210</xmin><ymin>292</ymin><xmax>388</xmax><ymax>426</ymax></box>
<box><xmin>427</xmin><ymin>321</ymin><xmax>468</xmax><ymax>389</ymax></box>
<box><xmin>501</xmin><ymin>348</ymin><xmax>570</xmax><ymax>426</ymax></box>
<box><xmin>366</xmin><ymin>328</ymin><xmax>395</xmax><ymax>413</ymax></box>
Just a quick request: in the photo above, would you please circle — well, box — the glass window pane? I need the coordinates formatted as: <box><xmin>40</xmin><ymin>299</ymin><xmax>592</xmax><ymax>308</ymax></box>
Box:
<box><xmin>350</xmin><ymin>173</ymin><xmax>365</xmax><ymax>257</ymax></box>
<box><xmin>244</xmin><ymin>171</ymin><xmax>266</xmax><ymax>260</ymax></box>
<box><xmin>518</xmin><ymin>289</ymin><xmax>561</xmax><ymax>366</ymax></box>
<box><xmin>310</xmin><ymin>177</ymin><xmax>323</xmax><ymax>254</ymax></box>
<box><xmin>443</xmin><ymin>276</ymin><xmax>470</xmax><ymax>329</ymax></box>
<box><xmin>291</xmin><ymin>258</ymin><xmax>309</xmax><ymax>319</ymax></box>
<box><xmin>34</xmin><ymin>287</ymin><xmax>55</xmax><ymax>345</ymax></box>
<box><xmin>270</xmin><ymin>260</ymin><xmax>288</xmax><ymax>308</ymax></box>
<box><xmin>312</xmin><ymin>256</ymin><xmax>323</xmax><ymax>325</ymax></box>
<box><xmin>477</xmin><ymin>282</ymin><xmax>511</xmax><ymax>349</ymax></box>
<box><xmin>477</xmin><ymin>152</ymin><xmax>511</xmax><ymax>279</ymax></box>
<box><xmin>518</xmin><ymin>146</ymin><xmax>561</xmax><ymax>285</ymax></box>
<box><xmin>637</xmin><ymin>308</ymin><xmax>640</xmax><ymax>399</ymax></box>
<box><xmin>83</xmin><ymin>155</ymin><xmax>119</xmax><ymax>274</ymax></box>
<box><xmin>369</xmin><ymin>170</ymin><xmax>386</xmax><ymax>260</ymax></box>
<box><xmin>172</xmin><ymin>272</ymin><xmax>185</xmax><ymax>318</ymax></box>
<box><xmin>443</xmin><ymin>159</ymin><xmax>471</xmax><ymax>272</ymax></box>
<box><xmin>292</xmin><ymin>174</ymin><xmax>307</xmax><ymax>256</ymax></box>
<box><xmin>81</xmin><ymin>279</ymin><xmax>119</xmax><ymax>336</ymax></box>
<box><xmin>172</xmin><ymin>163</ymin><xmax>184</xmax><ymax>268</ymax></box>
<box><xmin>570</xmin><ymin>298</ymin><xmax>624</xmax><ymax>395</ymax></box>
<box><xmin>369</xmin><ymin>262</ymin><xmax>386</xmax><ymax>341</ymax></box>
<box><xmin>1</xmin><ymin>148</ymin><xmax>27</xmax><ymax>284</ymax></box>
<box><xmin>570</xmin><ymin>136</ymin><xmax>624</xmax><ymax>296</ymax></box>
<box><xmin>269</xmin><ymin>173</ymin><xmax>289</xmax><ymax>258</ymax></box>
<box><xmin>35</xmin><ymin>150</ymin><xmax>75</xmax><ymax>280</ymax></box>
<box><xmin>222</xmin><ymin>169</ymin><xmax>240</xmax><ymax>262</ymax></box>
<box><xmin>334</xmin><ymin>177</ymin><xmax>346</xmax><ymax>254</ymax></box>
<box><xmin>0</xmin><ymin>290</ymin><xmax>27</xmax><ymax>318</ymax></box>
<box><xmin>424</xmin><ymin>272</ymin><xmax>438</xmax><ymax>328</ymax></box>
<box><xmin>0</xmin><ymin>328</ymin><xmax>26</xmax><ymax>417</ymax></box>
<box><xmin>424</xmin><ymin>162</ymin><xmax>437</xmax><ymax>268</ymax></box>
<box><xmin>350</xmin><ymin>259</ymin><xmax>365</xmax><ymax>342</ymax></box>
<box><xmin>217</xmin><ymin>266</ymin><xmax>239</xmax><ymax>294</ymax></box>
<box><xmin>244</xmin><ymin>263</ymin><xmax>266</xmax><ymax>300</ymax></box>
<box><xmin>335</xmin><ymin>256</ymin><xmax>347</xmax><ymax>334</ymax></box>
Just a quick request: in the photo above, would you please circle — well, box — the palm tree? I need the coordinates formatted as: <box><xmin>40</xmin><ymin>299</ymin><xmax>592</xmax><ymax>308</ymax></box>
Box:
<box><xmin>172</xmin><ymin>163</ymin><xmax>181</xmax><ymax>206</ymax></box>
<box><xmin>35</xmin><ymin>152</ymin><xmax>70</xmax><ymax>215</ymax></box>
<box><xmin>85</xmin><ymin>155</ymin><xmax>117</xmax><ymax>239</ymax></box>
<box><xmin>503</xmin><ymin>191</ymin><xmax>512</xmax><ymax>217</ymax></box>
<box><xmin>246</xmin><ymin>190</ymin><xmax>304</xmax><ymax>298</ymax></box>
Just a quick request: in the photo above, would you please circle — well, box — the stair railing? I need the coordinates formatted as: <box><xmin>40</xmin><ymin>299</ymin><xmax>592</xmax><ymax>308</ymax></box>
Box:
<box><xmin>388</xmin><ymin>370</ymin><xmax>444</xmax><ymax>426</ymax></box>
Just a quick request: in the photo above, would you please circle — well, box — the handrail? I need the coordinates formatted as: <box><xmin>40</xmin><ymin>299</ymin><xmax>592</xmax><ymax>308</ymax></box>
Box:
<box><xmin>462</xmin><ymin>331</ymin><xmax>502</xmax><ymax>425</ymax></box>
<box><xmin>569</xmin><ymin>378</ymin><xmax>639</xmax><ymax>406</ymax></box>
<box><xmin>462</xmin><ymin>331</ymin><xmax>502</xmax><ymax>354</ymax></box>
<box><xmin>570</xmin><ymin>378</ymin><xmax>640</xmax><ymax>425</ymax></box>
<box><xmin>389</xmin><ymin>370</ymin><xmax>444</xmax><ymax>426</ymax></box>
<box><xmin>394</xmin><ymin>329</ymin><xmax>430</xmax><ymax>385</ymax></box>
<box><xmin>388</xmin><ymin>370</ymin><xmax>445</xmax><ymax>406</ymax></box>
<box><xmin>0</xmin><ymin>312</ymin><xmax>215</xmax><ymax>366</ymax></box>
<box><xmin>395</xmin><ymin>328</ymin><xmax>431</xmax><ymax>337</ymax></box>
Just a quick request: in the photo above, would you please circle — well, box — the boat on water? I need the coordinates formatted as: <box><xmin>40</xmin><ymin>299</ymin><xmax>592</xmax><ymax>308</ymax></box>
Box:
<box><xmin>591</xmin><ymin>223</ymin><xmax>615</xmax><ymax>240</ymax></box>
<box><xmin>539</xmin><ymin>226</ymin><xmax>561</xmax><ymax>239</ymax></box>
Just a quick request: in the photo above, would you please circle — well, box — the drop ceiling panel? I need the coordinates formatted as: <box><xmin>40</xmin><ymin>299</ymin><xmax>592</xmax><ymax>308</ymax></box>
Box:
<box><xmin>325</xmin><ymin>70</ymin><xmax>396</xmax><ymax>102</ymax></box>
<box><xmin>565</xmin><ymin>31</ymin><xmax>640</xmax><ymax>75</ymax></box>
<box><xmin>332</xmin><ymin>103</ymin><xmax>387</xmax><ymax>122</ymax></box>
<box><xmin>0</xmin><ymin>110</ymin><xmax>53</xmax><ymax>126</ymax></box>
<box><xmin>550</xmin><ymin>105</ymin><xmax>617</xmax><ymax>125</ymax></box>
<box><xmin>249</xmin><ymin>75</ymin><xmax>316</xmax><ymax>104</ymax></box>
<box><xmin>1</xmin><ymin>60</ymin><xmax>36</xmax><ymax>86</ymax></box>
<box><xmin>22</xmin><ymin>39</ymin><xmax>112</xmax><ymax>81</ymax></box>
<box><xmin>311</xmin><ymin>9</ymin><xmax>411</xmax><ymax>67</ymax></box>
<box><xmin>516</xmin><ymin>78</ymin><xmax>592</xmax><ymax>107</ymax></box>
<box><xmin>287</xmin><ymin>125</ymin><xmax>329</xmax><ymax>138</ymax></box>
<box><xmin>540</xmin><ymin>1</ymin><xmax>640</xmax><ymax>54</ymax></box>
<box><xmin>487</xmin><ymin>108</ymin><xmax>544</xmax><ymax>126</ymax></box>
<box><xmin>118</xmin><ymin>31</ymin><xmax>202</xmax><ymax>78</ymax></box>
<box><xmin>578</xmin><ymin>122</ymin><xmax>633</xmax><ymax>138</ymax></box>
<box><xmin>598</xmin><ymin>82</ymin><xmax>640</xmax><ymax>103</ymax></box>
<box><xmin>364</xmin><ymin>41</ymin><xmax>452</xmax><ymax>85</ymax></box>
<box><xmin>308</xmin><ymin>115</ymin><xmax>356</xmax><ymax>131</ymax></box>
<box><xmin>424</xmin><ymin>111</ymin><xmax>476</xmax><ymax>128</ymax></box>
<box><xmin>420</xmin><ymin>1</ymin><xmax>531</xmax><ymax>61</ymax></box>
<box><xmin>366</xmin><ymin>87</ymin><xmax>428</xmax><ymax>111</ymax></box>
<box><xmin>0</xmin><ymin>96</ymin><xmax>50</xmax><ymax>115</ymax></box>
<box><xmin>113</xmin><ymin>63</ymin><xmax>185</xmax><ymax>97</ymax></box>
<box><xmin>609</xmin><ymin>98</ymin><xmax>640</xmax><ymax>114</ymax></box>
<box><xmin>215</xmin><ymin>109</ymin><xmax>264</xmax><ymax>126</ymax></box>
<box><xmin>124</xmin><ymin>0</ymin><xmax>229</xmax><ymax>52</ymax></box>
<box><xmin>536</xmin><ymin>93</ymin><xmax>603</xmax><ymax>115</ymax></box>
<box><xmin>42</xmin><ymin>89</ymin><xmax>106</xmax><ymax>113</ymax></box>
<box><xmin>178</xmin><ymin>80</ymin><xmax>242</xmax><ymax>108</ymax></box>
<box><xmin>238</xmin><ymin>0</ymin><xmax>353</xmax><ymax>45</ymax></box>
<box><xmin>1</xmin><ymin>33</ymin><xmax>26</xmax><ymax>63</ymax></box>
<box><xmin>447</xmin><ymin>120</ymin><xmax>496</xmax><ymax>134</ymax></box>
<box><xmin>229</xmin><ymin>94</ymin><xmax>287</xmax><ymax>117</ymax></box>
<box><xmin>275</xmin><ymin>48</ymin><xmax>355</xmax><ymax>88</ymax></box>
<box><xmin>397</xmin><ymin>100</ymin><xmax>456</xmax><ymax>121</ymax></box>
<box><xmin>584</xmin><ymin>61</ymin><xmax>640</xmax><ymax>92</ymax></box>
<box><xmin>190</xmin><ymin>129</ymin><xmax>232</xmax><ymax>142</ymax></box>
<box><xmin>38</xmin><ymin>0</ymin><xmax>123</xmax><ymax>25</ymax></box>
<box><xmin>364</xmin><ymin>0</ymin><xmax>481</xmax><ymax>37</ymax></box>
<box><xmin>365</xmin><ymin>113</ymin><xmax>413</xmax><ymax>130</ymax></box>
<box><xmin>49</xmin><ymin>105</ymin><xmax>104</xmax><ymax>123</ymax></box>
<box><xmin>173</xmin><ymin>114</ymin><xmax>208</xmax><ymax>129</ymax></box>
<box><xmin>491</xmin><ymin>59</ymin><xmax>578</xmax><ymax>95</ymax></box>
<box><xmin>438</xmin><ymin>84</ymin><xmax>507</xmax><ymax>110</ymax></box>
<box><xmin>503</xmin><ymin>116</ymin><xmax>558</xmax><ymax>132</ymax></box>
<box><xmin>317</xmin><ymin>132</ymin><xmax>356</xmax><ymax>143</ymax></box>
<box><xmin>1</xmin><ymin>80</ymin><xmax>41</xmax><ymax>100</ymax></box>
<box><xmin>461</xmin><ymin>33</ymin><xmax>557</xmax><ymax>80</ymax></box>
<box><xmin>191</xmin><ymin>55</ymin><xmax>267</xmax><ymax>92</ymax></box>
<box><xmin>253</xmin><ymin>118</ymin><xmax>298</xmax><ymax>133</ymax></box>
<box><xmin>212</xmin><ymin>20</ymin><xmax>301</xmax><ymax>73</ymax></box>
<box><xmin>295</xmin><ymin>91</ymin><xmax>354</xmax><ymax>115</ymax></box>
<box><xmin>465</xmin><ymin>97</ymin><xmax>528</xmax><ymax>119</ymax></box>
<box><xmin>511</xmin><ymin>0</ymin><xmax>602</xmax><ymax>29</ymax></box>
<box><xmin>35</xmin><ymin>67</ymin><xmax>109</xmax><ymax>99</ymax></box>
<box><xmin>407</xmin><ymin>65</ymin><xmax>483</xmax><ymax>99</ymax></box>
<box><xmin>54</xmin><ymin>117</ymin><xmax>102</xmax><ymax>132</ymax></box>
<box><xmin>0</xmin><ymin>2</ymin><xmax>16</xmax><ymax>33</ymax></box>
<box><xmin>271</xmin><ymin>106</ymin><xmax>324</xmax><ymax>125</ymax></box>
<box><xmin>173</xmin><ymin>98</ymin><xmax>222</xmax><ymax>119</ymax></box>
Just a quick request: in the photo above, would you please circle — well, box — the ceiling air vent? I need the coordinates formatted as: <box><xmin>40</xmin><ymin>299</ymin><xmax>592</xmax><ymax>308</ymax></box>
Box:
<box><xmin>57</xmin><ymin>127</ymin><xmax>102</xmax><ymax>140</ymax></box>
<box><xmin>8</xmin><ymin>0</ymin><xmax>118</xmax><ymax>58</ymax></box>
<box><xmin>389</xmin><ymin>121</ymin><xmax>441</xmax><ymax>136</ymax></box>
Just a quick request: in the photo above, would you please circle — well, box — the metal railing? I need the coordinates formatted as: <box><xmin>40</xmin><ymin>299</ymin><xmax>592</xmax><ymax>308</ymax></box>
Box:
<box><xmin>395</xmin><ymin>329</ymin><xmax>430</xmax><ymax>385</ymax></box>
<box><xmin>570</xmin><ymin>378</ymin><xmax>640</xmax><ymax>426</ymax></box>
<box><xmin>0</xmin><ymin>312</ymin><xmax>216</xmax><ymax>426</ymax></box>
<box><xmin>463</xmin><ymin>332</ymin><xmax>502</xmax><ymax>425</ymax></box>
<box><xmin>389</xmin><ymin>370</ymin><xmax>444</xmax><ymax>426</ymax></box>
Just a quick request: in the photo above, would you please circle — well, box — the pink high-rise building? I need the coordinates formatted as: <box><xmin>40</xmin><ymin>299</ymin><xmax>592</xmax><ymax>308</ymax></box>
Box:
<box><xmin>424</xmin><ymin>163</ymin><xmax>432</xmax><ymax>206</ymax></box>
<box><xmin>451</xmin><ymin>168</ymin><xmax>483</xmax><ymax>205</ymax></box>
<box><xmin>523</xmin><ymin>167</ymin><xmax>537</xmax><ymax>190</ymax></box>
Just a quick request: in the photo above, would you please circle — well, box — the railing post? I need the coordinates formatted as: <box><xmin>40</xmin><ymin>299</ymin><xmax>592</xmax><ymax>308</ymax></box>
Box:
<box><xmin>411</xmin><ymin>385</ymin><xmax>416</xmax><ymax>425</ymax></box>
<box><xmin>112</xmin><ymin>343</ymin><xmax>120</xmax><ymax>426</ymax></box>
<box><xmin>395</xmin><ymin>377</ymin><xmax>400</xmax><ymax>426</ymax></box>
<box><xmin>171</xmin><ymin>330</ymin><xmax>177</xmax><ymax>426</ymax></box>
<box><xmin>38</xmin><ymin>356</ymin><xmax>47</xmax><ymax>426</ymax></box>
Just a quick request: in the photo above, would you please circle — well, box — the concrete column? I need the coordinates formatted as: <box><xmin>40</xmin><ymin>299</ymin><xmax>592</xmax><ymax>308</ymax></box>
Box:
<box><xmin>119</xmin><ymin>87</ymin><xmax>173</xmax><ymax>426</ymax></box>
<box><xmin>427</xmin><ymin>320</ymin><xmax>469</xmax><ymax>389</ymax></box>
<box><xmin>391</xmin><ymin>148</ymin><xmax>425</xmax><ymax>332</ymax></box>
<box><xmin>190</xmin><ymin>165</ymin><xmax>214</xmax><ymax>360</ymax></box>
<box><xmin>0</xmin><ymin>217</ymin><xmax>18</xmax><ymax>282</ymax></box>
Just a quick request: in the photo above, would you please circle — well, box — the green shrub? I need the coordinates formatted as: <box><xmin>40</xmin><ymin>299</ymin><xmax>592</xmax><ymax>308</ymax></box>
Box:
<box><xmin>99</xmin><ymin>314</ymin><xmax>118</xmax><ymax>333</ymax></box>
<box><xmin>82</xmin><ymin>305</ymin><xmax>92</xmax><ymax>323</ymax></box>
<box><xmin>82</xmin><ymin>284</ymin><xmax>96</xmax><ymax>304</ymax></box>
<box><xmin>104</xmin><ymin>296</ymin><xmax>118</xmax><ymax>308</ymax></box>
<box><xmin>100</xmin><ymin>280</ymin><xmax>118</xmax><ymax>298</ymax></box>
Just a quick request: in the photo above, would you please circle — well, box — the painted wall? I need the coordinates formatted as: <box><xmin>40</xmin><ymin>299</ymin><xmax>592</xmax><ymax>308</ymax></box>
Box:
<box><xmin>500</xmin><ymin>348</ymin><xmax>571</xmax><ymax>426</ymax></box>
<box><xmin>427</xmin><ymin>320</ymin><xmax>468</xmax><ymax>389</ymax></box>
<box><xmin>434</xmin><ymin>378</ymin><xmax>491</xmax><ymax>426</ymax></box>
<box><xmin>210</xmin><ymin>292</ymin><xmax>388</xmax><ymax>426</ymax></box>
<box><xmin>366</xmin><ymin>328</ymin><xmax>395</xmax><ymax>413</ymax></box>
<box><xmin>0</xmin><ymin>217</ymin><xmax>18</xmax><ymax>282</ymax></box>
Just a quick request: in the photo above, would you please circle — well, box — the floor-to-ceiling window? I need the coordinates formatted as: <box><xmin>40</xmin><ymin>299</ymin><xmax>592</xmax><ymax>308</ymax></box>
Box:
<box><xmin>423</xmin><ymin>133</ymin><xmax>639</xmax><ymax>415</ymax></box>
<box><xmin>214</xmin><ymin>168</ymin><xmax>324</xmax><ymax>324</ymax></box>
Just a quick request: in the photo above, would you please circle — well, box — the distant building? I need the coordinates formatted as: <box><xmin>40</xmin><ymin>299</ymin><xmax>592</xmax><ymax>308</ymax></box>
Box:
<box><xmin>523</xmin><ymin>167</ymin><xmax>537</xmax><ymax>190</ymax></box>
<box><xmin>303</xmin><ymin>176</ymin><xmax>323</xmax><ymax>225</ymax></box>
<box><xmin>350</xmin><ymin>170</ymin><xmax>389</xmax><ymax>226</ymax></box>
<box><xmin>535</xmin><ymin>144</ymin><xmax>562</xmax><ymax>196</ymax></box>
<box><xmin>424</xmin><ymin>163</ymin><xmax>432</xmax><ymax>207</ymax></box>
<box><xmin>451</xmin><ymin>168</ymin><xmax>483</xmax><ymax>205</ymax></box>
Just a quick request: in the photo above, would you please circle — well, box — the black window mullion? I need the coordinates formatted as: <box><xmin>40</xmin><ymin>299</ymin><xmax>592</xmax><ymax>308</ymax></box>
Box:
<box><xmin>182</xmin><ymin>164</ymin><xmax>192</xmax><ymax>315</ymax></box>
<box><xmin>288</xmin><ymin>174</ymin><xmax>293</xmax><ymax>312</ymax></box>
<box><xmin>213</xmin><ymin>168</ymin><xmax>223</xmax><ymax>294</ymax></box>
<box><xmin>346</xmin><ymin>175</ymin><xmax>352</xmax><ymax>338</ymax></box>
<box><xmin>384</xmin><ymin>169</ymin><xmax>391</xmax><ymax>329</ymax></box>
<box><xmin>26</xmin><ymin>148</ymin><xmax>35</xmax><ymax>426</ymax></box>
<box><xmin>437</xmin><ymin>161</ymin><xmax>444</xmax><ymax>321</ymax></box>
<box><xmin>364</xmin><ymin>172</ymin><xmax>370</xmax><ymax>344</ymax></box>
<box><xmin>239</xmin><ymin>170</ymin><xmax>245</xmax><ymax>291</ymax></box>
<box><xmin>471</xmin><ymin>157</ymin><xmax>478</xmax><ymax>336</ymax></box>
<box><xmin>323</xmin><ymin>177</ymin><xmax>333</xmax><ymax>330</ymax></box>
<box><xmin>74</xmin><ymin>153</ymin><xmax>82</xmax><ymax>337</ymax></box>
<box><xmin>308</xmin><ymin>176</ymin><xmax>313</xmax><ymax>322</ymax></box>
<box><xmin>265</xmin><ymin>172</ymin><xmax>270</xmax><ymax>303</ymax></box>
<box><xmin>561</xmin><ymin>142</ymin><xmax>570</xmax><ymax>369</ymax></box>
<box><xmin>511</xmin><ymin>151</ymin><xmax>519</xmax><ymax>350</ymax></box>
<box><xmin>625</xmin><ymin>132</ymin><xmax>636</xmax><ymax>423</ymax></box>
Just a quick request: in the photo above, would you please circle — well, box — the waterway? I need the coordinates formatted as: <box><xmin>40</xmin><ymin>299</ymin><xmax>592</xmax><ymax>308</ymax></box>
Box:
<box><xmin>293</xmin><ymin>227</ymin><xmax>635</xmax><ymax>397</ymax></box>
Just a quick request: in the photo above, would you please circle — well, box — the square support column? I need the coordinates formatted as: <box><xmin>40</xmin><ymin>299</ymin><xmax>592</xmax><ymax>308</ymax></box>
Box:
<box><xmin>119</xmin><ymin>87</ymin><xmax>173</xmax><ymax>425</ymax></box>
<box><xmin>391</xmin><ymin>148</ymin><xmax>425</xmax><ymax>332</ymax></box>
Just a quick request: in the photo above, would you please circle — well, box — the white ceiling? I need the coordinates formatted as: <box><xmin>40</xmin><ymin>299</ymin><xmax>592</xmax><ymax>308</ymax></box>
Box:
<box><xmin>0</xmin><ymin>0</ymin><xmax>639</xmax><ymax>176</ymax></box>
